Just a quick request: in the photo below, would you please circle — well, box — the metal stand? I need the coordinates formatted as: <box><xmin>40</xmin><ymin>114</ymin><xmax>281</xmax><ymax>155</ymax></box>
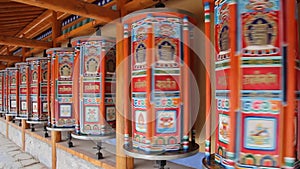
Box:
<box><xmin>202</xmin><ymin>154</ymin><xmax>225</xmax><ymax>169</ymax></box>
<box><xmin>26</xmin><ymin>120</ymin><xmax>48</xmax><ymax>136</ymax></box>
<box><xmin>155</xmin><ymin>160</ymin><xmax>167</xmax><ymax>169</ymax></box>
<box><xmin>46</xmin><ymin>127</ymin><xmax>75</xmax><ymax>147</ymax></box>
<box><xmin>93</xmin><ymin>141</ymin><xmax>103</xmax><ymax>159</ymax></box>
<box><xmin>15</xmin><ymin>117</ymin><xmax>28</xmax><ymax>127</ymax></box>
<box><xmin>43</xmin><ymin>125</ymin><xmax>49</xmax><ymax>137</ymax></box>
<box><xmin>71</xmin><ymin>133</ymin><xmax>115</xmax><ymax>159</ymax></box>
<box><xmin>123</xmin><ymin>142</ymin><xmax>199</xmax><ymax>169</ymax></box>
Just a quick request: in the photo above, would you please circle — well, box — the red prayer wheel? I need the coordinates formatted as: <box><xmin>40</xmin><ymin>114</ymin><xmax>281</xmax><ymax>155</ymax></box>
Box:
<box><xmin>122</xmin><ymin>8</ymin><xmax>196</xmax><ymax>152</ymax></box>
<box><xmin>5</xmin><ymin>67</ymin><xmax>19</xmax><ymax>116</ymax></box>
<box><xmin>0</xmin><ymin>70</ymin><xmax>5</xmax><ymax>114</ymax></box>
<box><xmin>71</xmin><ymin>36</ymin><xmax>116</xmax><ymax>135</ymax></box>
<box><xmin>46</xmin><ymin>47</ymin><xmax>76</xmax><ymax>128</ymax></box>
<box><xmin>15</xmin><ymin>62</ymin><xmax>30</xmax><ymax>118</ymax></box>
<box><xmin>26</xmin><ymin>57</ymin><xmax>49</xmax><ymax>121</ymax></box>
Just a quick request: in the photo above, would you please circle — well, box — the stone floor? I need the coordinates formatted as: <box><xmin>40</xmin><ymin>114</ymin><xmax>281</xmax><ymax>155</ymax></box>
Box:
<box><xmin>0</xmin><ymin>134</ymin><xmax>48</xmax><ymax>169</ymax></box>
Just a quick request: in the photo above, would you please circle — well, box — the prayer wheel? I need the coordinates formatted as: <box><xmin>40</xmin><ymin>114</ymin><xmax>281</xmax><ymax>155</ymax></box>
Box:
<box><xmin>203</xmin><ymin>0</ymin><xmax>299</xmax><ymax>168</ymax></box>
<box><xmin>6</xmin><ymin>67</ymin><xmax>19</xmax><ymax>116</ymax></box>
<box><xmin>122</xmin><ymin>8</ymin><xmax>196</xmax><ymax>152</ymax></box>
<box><xmin>71</xmin><ymin>36</ymin><xmax>116</xmax><ymax>135</ymax></box>
<box><xmin>26</xmin><ymin>57</ymin><xmax>49</xmax><ymax>121</ymax></box>
<box><xmin>0</xmin><ymin>70</ymin><xmax>5</xmax><ymax>114</ymax></box>
<box><xmin>15</xmin><ymin>62</ymin><xmax>30</xmax><ymax>118</ymax></box>
<box><xmin>46</xmin><ymin>47</ymin><xmax>76</xmax><ymax>128</ymax></box>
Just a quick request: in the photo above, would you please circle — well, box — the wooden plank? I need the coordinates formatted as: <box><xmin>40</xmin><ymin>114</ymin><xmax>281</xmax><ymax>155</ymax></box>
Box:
<box><xmin>12</xmin><ymin>0</ymin><xmax>119</xmax><ymax>23</ymax></box>
<box><xmin>0</xmin><ymin>2</ymin><xmax>28</xmax><ymax>8</ymax></box>
<box><xmin>0</xmin><ymin>64</ymin><xmax>6</xmax><ymax>70</ymax></box>
<box><xmin>0</xmin><ymin>6</ymin><xmax>43</xmax><ymax>13</ymax></box>
<box><xmin>0</xmin><ymin>55</ymin><xmax>22</xmax><ymax>62</ymax></box>
<box><xmin>0</xmin><ymin>34</ymin><xmax>52</xmax><ymax>49</ymax></box>
<box><xmin>0</xmin><ymin>15</ymin><xmax>37</xmax><ymax>22</ymax></box>
<box><xmin>0</xmin><ymin>19</ymin><xmax>36</xmax><ymax>25</ymax></box>
<box><xmin>124</xmin><ymin>0</ymin><xmax>157</xmax><ymax>13</ymax></box>
<box><xmin>0</xmin><ymin>10</ymin><xmax>44</xmax><ymax>17</ymax></box>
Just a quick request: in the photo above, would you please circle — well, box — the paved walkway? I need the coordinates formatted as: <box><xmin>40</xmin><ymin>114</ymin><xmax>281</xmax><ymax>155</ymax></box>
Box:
<box><xmin>0</xmin><ymin>134</ymin><xmax>48</xmax><ymax>169</ymax></box>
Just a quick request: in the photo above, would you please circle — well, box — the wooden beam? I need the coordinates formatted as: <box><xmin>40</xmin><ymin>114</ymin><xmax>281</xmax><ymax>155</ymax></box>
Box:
<box><xmin>56</xmin><ymin>20</ymin><xmax>99</xmax><ymax>43</ymax></box>
<box><xmin>124</xmin><ymin>0</ymin><xmax>157</xmax><ymax>13</ymax></box>
<box><xmin>0</xmin><ymin>10</ymin><xmax>44</xmax><ymax>17</ymax></box>
<box><xmin>0</xmin><ymin>64</ymin><xmax>7</xmax><ymax>70</ymax></box>
<box><xmin>0</xmin><ymin>55</ymin><xmax>22</xmax><ymax>62</ymax></box>
<box><xmin>0</xmin><ymin>35</ymin><xmax>52</xmax><ymax>49</ymax></box>
<box><xmin>12</xmin><ymin>0</ymin><xmax>119</xmax><ymax>23</ymax></box>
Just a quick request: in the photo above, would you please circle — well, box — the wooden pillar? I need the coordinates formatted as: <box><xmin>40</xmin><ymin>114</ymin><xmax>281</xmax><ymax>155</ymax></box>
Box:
<box><xmin>51</xmin><ymin>131</ymin><xmax>61</xmax><ymax>169</ymax></box>
<box><xmin>116</xmin><ymin>0</ymin><xmax>134</xmax><ymax>168</ymax></box>
<box><xmin>22</xmin><ymin>46</ymin><xmax>29</xmax><ymax>62</ymax></box>
<box><xmin>50</xmin><ymin>10</ymin><xmax>61</xmax><ymax>169</ymax></box>
<box><xmin>21</xmin><ymin>119</ymin><xmax>30</xmax><ymax>151</ymax></box>
<box><xmin>6</xmin><ymin>115</ymin><xmax>12</xmax><ymax>138</ymax></box>
<box><xmin>51</xmin><ymin>11</ymin><xmax>61</xmax><ymax>48</ymax></box>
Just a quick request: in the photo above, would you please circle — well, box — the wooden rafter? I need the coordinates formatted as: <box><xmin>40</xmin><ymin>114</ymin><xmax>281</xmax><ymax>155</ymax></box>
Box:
<box><xmin>0</xmin><ymin>15</ymin><xmax>37</xmax><ymax>22</ymax></box>
<box><xmin>0</xmin><ymin>7</ymin><xmax>43</xmax><ymax>13</ymax></box>
<box><xmin>0</xmin><ymin>10</ymin><xmax>44</xmax><ymax>17</ymax></box>
<box><xmin>0</xmin><ymin>35</ymin><xmax>52</xmax><ymax>49</ymax></box>
<box><xmin>12</xmin><ymin>0</ymin><xmax>120</xmax><ymax>23</ymax></box>
<box><xmin>0</xmin><ymin>55</ymin><xmax>22</xmax><ymax>62</ymax></box>
<box><xmin>0</xmin><ymin>2</ymin><xmax>28</xmax><ymax>8</ymax></box>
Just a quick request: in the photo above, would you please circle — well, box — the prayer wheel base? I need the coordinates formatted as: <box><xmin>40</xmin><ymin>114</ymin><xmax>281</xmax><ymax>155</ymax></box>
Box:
<box><xmin>202</xmin><ymin>154</ymin><xmax>225</xmax><ymax>169</ymax></box>
<box><xmin>47</xmin><ymin>127</ymin><xmax>75</xmax><ymax>147</ymax></box>
<box><xmin>123</xmin><ymin>142</ymin><xmax>199</xmax><ymax>162</ymax></box>
<box><xmin>26</xmin><ymin>120</ymin><xmax>48</xmax><ymax>137</ymax></box>
<box><xmin>71</xmin><ymin>133</ymin><xmax>115</xmax><ymax>159</ymax></box>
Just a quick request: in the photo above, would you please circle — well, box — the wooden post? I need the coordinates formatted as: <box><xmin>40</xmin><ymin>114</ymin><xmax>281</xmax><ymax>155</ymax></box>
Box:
<box><xmin>22</xmin><ymin>47</ymin><xmax>28</xmax><ymax>62</ymax></box>
<box><xmin>21</xmin><ymin>119</ymin><xmax>29</xmax><ymax>151</ymax></box>
<box><xmin>50</xmin><ymin>10</ymin><xmax>61</xmax><ymax>169</ymax></box>
<box><xmin>6</xmin><ymin>115</ymin><xmax>12</xmax><ymax>138</ymax></box>
<box><xmin>51</xmin><ymin>130</ymin><xmax>61</xmax><ymax>169</ymax></box>
<box><xmin>116</xmin><ymin>0</ymin><xmax>134</xmax><ymax>168</ymax></box>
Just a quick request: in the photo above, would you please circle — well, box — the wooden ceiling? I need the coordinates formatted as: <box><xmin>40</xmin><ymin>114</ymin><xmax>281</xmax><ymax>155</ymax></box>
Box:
<box><xmin>0</xmin><ymin>0</ymin><xmax>160</xmax><ymax>68</ymax></box>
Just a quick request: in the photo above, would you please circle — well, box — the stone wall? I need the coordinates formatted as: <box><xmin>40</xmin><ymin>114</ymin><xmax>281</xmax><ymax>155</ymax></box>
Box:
<box><xmin>25</xmin><ymin>133</ymin><xmax>52</xmax><ymax>168</ymax></box>
<box><xmin>56</xmin><ymin>149</ymin><xmax>103</xmax><ymax>169</ymax></box>
<box><xmin>8</xmin><ymin>125</ymin><xmax>22</xmax><ymax>147</ymax></box>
